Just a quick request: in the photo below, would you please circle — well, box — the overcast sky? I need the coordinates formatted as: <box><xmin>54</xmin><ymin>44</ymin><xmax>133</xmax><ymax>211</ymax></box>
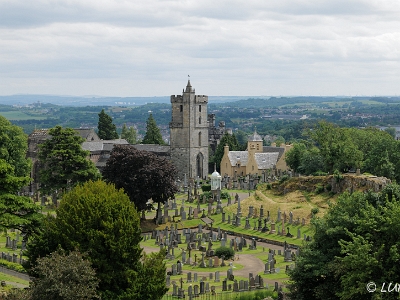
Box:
<box><xmin>1</xmin><ymin>0</ymin><xmax>399</xmax><ymax>97</ymax></box>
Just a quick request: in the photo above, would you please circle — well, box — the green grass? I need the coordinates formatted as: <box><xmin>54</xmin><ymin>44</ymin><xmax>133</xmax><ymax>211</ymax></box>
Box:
<box><xmin>0</xmin><ymin>273</ymin><xmax>29</xmax><ymax>286</ymax></box>
<box><xmin>0</xmin><ymin>111</ymin><xmax>47</xmax><ymax>120</ymax></box>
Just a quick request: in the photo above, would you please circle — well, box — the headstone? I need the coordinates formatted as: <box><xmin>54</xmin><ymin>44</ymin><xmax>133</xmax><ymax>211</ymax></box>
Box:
<box><xmin>187</xmin><ymin>272</ymin><xmax>192</xmax><ymax>283</ymax></box>
<box><xmin>214</xmin><ymin>271</ymin><xmax>220</xmax><ymax>282</ymax></box>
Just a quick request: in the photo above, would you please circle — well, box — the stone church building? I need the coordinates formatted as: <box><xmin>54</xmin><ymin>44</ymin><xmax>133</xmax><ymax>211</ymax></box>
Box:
<box><xmin>220</xmin><ymin>129</ymin><xmax>291</xmax><ymax>178</ymax></box>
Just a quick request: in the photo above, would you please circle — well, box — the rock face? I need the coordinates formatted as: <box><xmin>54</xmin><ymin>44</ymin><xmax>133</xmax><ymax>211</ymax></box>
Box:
<box><xmin>275</xmin><ymin>174</ymin><xmax>391</xmax><ymax>195</ymax></box>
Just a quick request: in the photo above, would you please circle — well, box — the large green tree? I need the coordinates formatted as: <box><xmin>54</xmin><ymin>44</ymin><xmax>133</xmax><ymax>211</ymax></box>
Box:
<box><xmin>288</xmin><ymin>184</ymin><xmax>400</xmax><ymax>300</ymax></box>
<box><xmin>310</xmin><ymin>121</ymin><xmax>363</xmax><ymax>173</ymax></box>
<box><xmin>211</xmin><ymin>132</ymin><xmax>240</xmax><ymax>170</ymax></box>
<box><xmin>0</xmin><ymin>115</ymin><xmax>31</xmax><ymax>177</ymax></box>
<box><xmin>25</xmin><ymin>180</ymin><xmax>168</xmax><ymax>300</ymax></box>
<box><xmin>142</xmin><ymin>113</ymin><xmax>165</xmax><ymax>145</ymax></box>
<box><xmin>38</xmin><ymin>126</ymin><xmax>100</xmax><ymax>195</ymax></box>
<box><xmin>27</xmin><ymin>250</ymin><xmax>100</xmax><ymax>300</ymax></box>
<box><xmin>0</xmin><ymin>116</ymin><xmax>42</xmax><ymax>235</ymax></box>
<box><xmin>102</xmin><ymin>145</ymin><xmax>178</xmax><ymax>212</ymax></box>
<box><xmin>97</xmin><ymin>109</ymin><xmax>119</xmax><ymax>140</ymax></box>
<box><xmin>120</xmin><ymin>123</ymin><xmax>137</xmax><ymax>144</ymax></box>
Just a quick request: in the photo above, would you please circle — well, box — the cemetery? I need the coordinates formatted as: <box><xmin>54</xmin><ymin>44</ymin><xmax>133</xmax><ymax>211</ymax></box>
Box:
<box><xmin>140</xmin><ymin>170</ymin><xmax>323</xmax><ymax>298</ymax></box>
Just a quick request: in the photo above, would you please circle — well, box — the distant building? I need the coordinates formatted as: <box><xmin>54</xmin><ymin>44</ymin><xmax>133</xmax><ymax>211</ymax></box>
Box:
<box><xmin>26</xmin><ymin>128</ymin><xmax>128</xmax><ymax>194</ymax></box>
<box><xmin>220</xmin><ymin>129</ymin><xmax>290</xmax><ymax>177</ymax></box>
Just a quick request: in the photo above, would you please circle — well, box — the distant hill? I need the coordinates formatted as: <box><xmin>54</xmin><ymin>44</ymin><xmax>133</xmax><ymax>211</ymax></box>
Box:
<box><xmin>0</xmin><ymin>95</ymin><xmax>264</xmax><ymax>107</ymax></box>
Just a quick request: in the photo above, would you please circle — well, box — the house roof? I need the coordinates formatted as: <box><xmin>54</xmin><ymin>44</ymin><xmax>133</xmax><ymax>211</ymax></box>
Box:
<box><xmin>254</xmin><ymin>152</ymin><xmax>280</xmax><ymax>170</ymax></box>
<box><xmin>227</xmin><ymin>151</ymin><xmax>249</xmax><ymax>166</ymax></box>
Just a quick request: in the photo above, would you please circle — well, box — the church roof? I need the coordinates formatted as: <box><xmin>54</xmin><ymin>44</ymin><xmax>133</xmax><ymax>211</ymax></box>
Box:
<box><xmin>132</xmin><ymin>144</ymin><xmax>171</xmax><ymax>154</ymax></box>
<box><xmin>254</xmin><ymin>152</ymin><xmax>280</xmax><ymax>170</ymax></box>
<box><xmin>263</xmin><ymin>146</ymin><xmax>285</xmax><ymax>160</ymax></box>
<box><xmin>227</xmin><ymin>151</ymin><xmax>249</xmax><ymax>166</ymax></box>
<box><xmin>248</xmin><ymin>129</ymin><xmax>263</xmax><ymax>142</ymax></box>
<box><xmin>185</xmin><ymin>80</ymin><xmax>194</xmax><ymax>93</ymax></box>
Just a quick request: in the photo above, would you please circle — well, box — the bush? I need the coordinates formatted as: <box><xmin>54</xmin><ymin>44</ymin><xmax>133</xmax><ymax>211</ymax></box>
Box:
<box><xmin>279</xmin><ymin>175</ymin><xmax>289</xmax><ymax>184</ymax></box>
<box><xmin>311</xmin><ymin>207</ymin><xmax>319</xmax><ymax>216</ymax></box>
<box><xmin>315</xmin><ymin>185</ymin><xmax>324</xmax><ymax>194</ymax></box>
<box><xmin>220</xmin><ymin>191</ymin><xmax>230</xmax><ymax>200</ymax></box>
<box><xmin>215</xmin><ymin>246</ymin><xmax>234</xmax><ymax>260</ymax></box>
<box><xmin>0</xmin><ymin>259</ymin><xmax>26</xmax><ymax>273</ymax></box>
<box><xmin>201</xmin><ymin>184</ymin><xmax>211</xmax><ymax>192</ymax></box>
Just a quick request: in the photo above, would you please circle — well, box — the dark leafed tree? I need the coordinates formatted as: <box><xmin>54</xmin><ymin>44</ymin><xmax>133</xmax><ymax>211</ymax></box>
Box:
<box><xmin>27</xmin><ymin>250</ymin><xmax>100</xmax><ymax>300</ymax></box>
<box><xmin>142</xmin><ymin>113</ymin><xmax>165</xmax><ymax>145</ymax></box>
<box><xmin>24</xmin><ymin>180</ymin><xmax>168</xmax><ymax>300</ymax></box>
<box><xmin>97</xmin><ymin>109</ymin><xmax>119</xmax><ymax>140</ymax></box>
<box><xmin>0</xmin><ymin>116</ymin><xmax>42</xmax><ymax>236</ymax></box>
<box><xmin>121</xmin><ymin>123</ymin><xmax>137</xmax><ymax>144</ymax></box>
<box><xmin>38</xmin><ymin>126</ymin><xmax>100</xmax><ymax>195</ymax></box>
<box><xmin>102</xmin><ymin>144</ymin><xmax>178</xmax><ymax>212</ymax></box>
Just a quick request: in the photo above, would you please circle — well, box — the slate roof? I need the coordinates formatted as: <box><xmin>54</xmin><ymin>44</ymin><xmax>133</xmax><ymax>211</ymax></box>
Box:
<box><xmin>82</xmin><ymin>141</ymin><xmax>104</xmax><ymax>152</ymax></box>
<box><xmin>132</xmin><ymin>144</ymin><xmax>171</xmax><ymax>154</ymax></box>
<box><xmin>247</xmin><ymin>129</ymin><xmax>263</xmax><ymax>142</ymax></box>
<box><xmin>227</xmin><ymin>151</ymin><xmax>249</xmax><ymax>166</ymax></box>
<box><xmin>82</xmin><ymin>139</ymin><xmax>129</xmax><ymax>152</ymax></box>
<box><xmin>254</xmin><ymin>152</ymin><xmax>279</xmax><ymax>170</ymax></box>
<box><xmin>263</xmin><ymin>146</ymin><xmax>285</xmax><ymax>160</ymax></box>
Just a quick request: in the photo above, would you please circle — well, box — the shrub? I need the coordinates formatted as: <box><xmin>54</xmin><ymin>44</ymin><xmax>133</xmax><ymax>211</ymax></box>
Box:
<box><xmin>201</xmin><ymin>184</ymin><xmax>211</xmax><ymax>192</ymax></box>
<box><xmin>0</xmin><ymin>259</ymin><xmax>26</xmax><ymax>273</ymax></box>
<box><xmin>313</xmin><ymin>171</ymin><xmax>328</xmax><ymax>176</ymax></box>
<box><xmin>311</xmin><ymin>207</ymin><xmax>319</xmax><ymax>216</ymax></box>
<box><xmin>215</xmin><ymin>246</ymin><xmax>234</xmax><ymax>260</ymax></box>
<box><xmin>315</xmin><ymin>185</ymin><xmax>324</xmax><ymax>194</ymax></box>
<box><xmin>279</xmin><ymin>175</ymin><xmax>289</xmax><ymax>184</ymax></box>
<box><xmin>220</xmin><ymin>191</ymin><xmax>230</xmax><ymax>200</ymax></box>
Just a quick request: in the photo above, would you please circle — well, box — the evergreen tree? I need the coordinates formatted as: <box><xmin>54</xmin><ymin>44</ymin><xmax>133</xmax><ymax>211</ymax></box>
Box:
<box><xmin>121</xmin><ymin>123</ymin><xmax>137</xmax><ymax>144</ymax></box>
<box><xmin>25</xmin><ymin>180</ymin><xmax>168</xmax><ymax>300</ymax></box>
<box><xmin>38</xmin><ymin>126</ymin><xmax>100</xmax><ymax>195</ymax></box>
<box><xmin>0</xmin><ymin>116</ymin><xmax>42</xmax><ymax>235</ymax></box>
<box><xmin>142</xmin><ymin>114</ymin><xmax>165</xmax><ymax>145</ymax></box>
<box><xmin>97</xmin><ymin>109</ymin><xmax>119</xmax><ymax>140</ymax></box>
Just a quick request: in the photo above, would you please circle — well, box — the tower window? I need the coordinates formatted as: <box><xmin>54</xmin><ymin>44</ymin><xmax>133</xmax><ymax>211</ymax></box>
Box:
<box><xmin>199</xmin><ymin>116</ymin><xmax>201</xmax><ymax>124</ymax></box>
<box><xmin>199</xmin><ymin>105</ymin><xmax>201</xmax><ymax>112</ymax></box>
<box><xmin>180</xmin><ymin>105</ymin><xmax>183</xmax><ymax>112</ymax></box>
<box><xmin>198</xmin><ymin>132</ymin><xmax>202</xmax><ymax>146</ymax></box>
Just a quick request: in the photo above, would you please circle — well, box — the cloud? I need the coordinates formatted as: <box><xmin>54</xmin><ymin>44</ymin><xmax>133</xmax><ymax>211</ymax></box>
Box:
<box><xmin>0</xmin><ymin>0</ymin><xmax>399</xmax><ymax>96</ymax></box>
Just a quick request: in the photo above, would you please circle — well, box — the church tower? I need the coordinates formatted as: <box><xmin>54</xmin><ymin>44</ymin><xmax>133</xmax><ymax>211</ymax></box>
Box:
<box><xmin>170</xmin><ymin>80</ymin><xmax>209</xmax><ymax>180</ymax></box>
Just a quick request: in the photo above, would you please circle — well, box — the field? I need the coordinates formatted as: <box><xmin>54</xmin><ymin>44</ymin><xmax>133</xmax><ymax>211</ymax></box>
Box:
<box><xmin>0</xmin><ymin>111</ymin><xmax>47</xmax><ymax>121</ymax></box>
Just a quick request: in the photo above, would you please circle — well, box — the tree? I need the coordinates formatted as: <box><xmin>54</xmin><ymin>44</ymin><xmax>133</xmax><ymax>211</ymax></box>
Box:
<box><xmin>310</xmin><ymin>121</ymin><xmax>363</xmax><ymax>173</ymax></box>
<box><xmin>25</xmin><ymin>180</ymin><xmax>168</xmax><ymax>300</ymax></box>
<box><xmin>97</xmin><ymin>109</ymin><xmax>119</xmax><ymax>140</ymax></box>
<box><xmin>0</xmin><ymin>159</ymin><xmax>42</xmax><ymax>236</ymax></box>
<box><xmin>0</xmin><ymin>115</ymin><xmax>31</xmax><ymax>177</ymax></box>
<box><xmin>211</xmin><ymin>132</ymin><xmax>240</xmax><ymax>170</ymax></box>
<box><xmin>142</xmin><ymin>113</ymin><xmax>165</xmax><ymax>145</ymax></box>
<box><xmin>288</xmin><ymin>185</ymin><xmax>400</xmax><ymax>300</ymax></box>
<box><xmin>0</xmin><ymin>116</ymin><xmax>42</xmax><ymax>236</ymax></box>
<box><xmin>285</xmin><ymin>142</ymin><xmax>307</xmax><ymax>173</ymax></box>
<box><xmin>102</xmin><ymin>145</ymin><xmax>178</xmax><ymax>212</ymax></box>
<box><xmin>27</xmin><ymin>250</ymin><xmax>100</xmax><ymax>300</ymax></box>
<box><xmin>38</xmin><ymin>126</ymin><xmax>100</xmax><ymax>195</ymax></box>
<box><xmin>121</xmin><ymin>123</ymin><xmax>137</xmax><ymax>144</ymax></box>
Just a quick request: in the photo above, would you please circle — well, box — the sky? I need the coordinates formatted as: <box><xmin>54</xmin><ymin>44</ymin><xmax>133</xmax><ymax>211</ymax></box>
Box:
<box><xmin>1</xmin><ymin>0</ymin><xmax>400</xmax><ymax>97</ymax></box>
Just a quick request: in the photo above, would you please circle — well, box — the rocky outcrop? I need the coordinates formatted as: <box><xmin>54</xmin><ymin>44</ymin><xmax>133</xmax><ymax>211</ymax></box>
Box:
<box><xmin>274</xmin><ymin>174</ymin><xmax>391</xmax><ymax>195</ymax></box>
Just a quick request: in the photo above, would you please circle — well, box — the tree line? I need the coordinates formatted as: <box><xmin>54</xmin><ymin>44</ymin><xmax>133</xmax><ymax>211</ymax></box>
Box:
<box><xmin>285</xmin><ymin>121</ymin><xmax>400</xmax><ymax>181</ymax></box>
